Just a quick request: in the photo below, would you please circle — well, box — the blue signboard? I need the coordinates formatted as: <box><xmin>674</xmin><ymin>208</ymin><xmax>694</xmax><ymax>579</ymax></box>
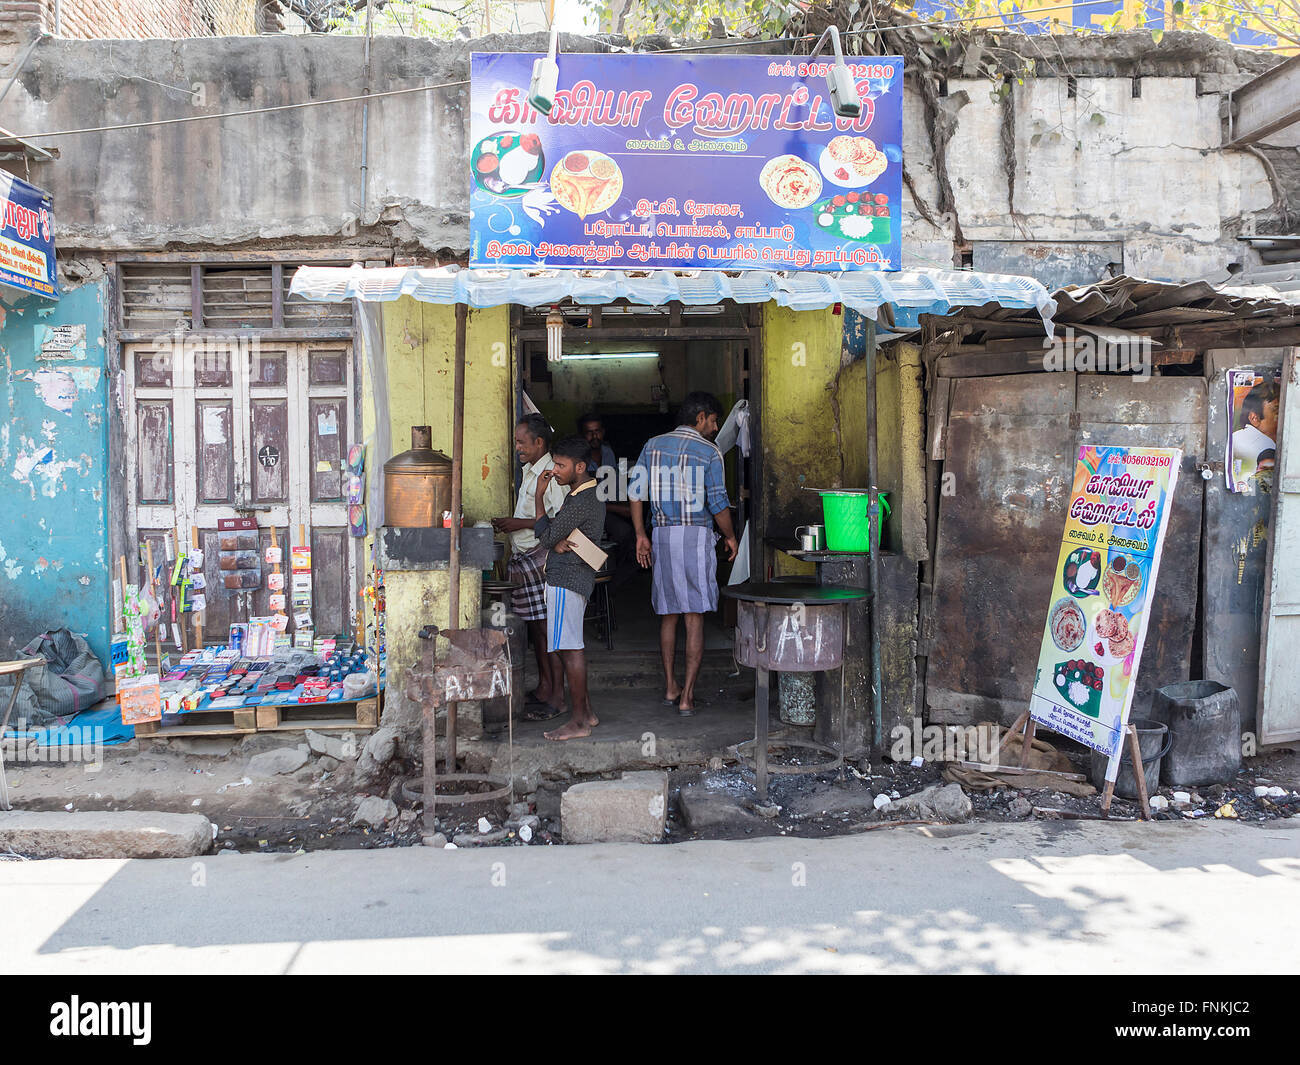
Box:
<box><xmin>469</xmin><ymin>52</ymin><xmax>903</xmax><ymax>272</ymax></box>
<box><xmin>0</xmin><ymin>171</ymin><xmax>57</xmax><ymax>299</ymax></box>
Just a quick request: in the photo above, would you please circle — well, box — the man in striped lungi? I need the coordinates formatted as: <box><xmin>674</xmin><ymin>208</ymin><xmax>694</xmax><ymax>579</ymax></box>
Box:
<box><xmin>630</xmin><ymin>392</ymin><xmax>738</xmax><ymax>716</ymax></box>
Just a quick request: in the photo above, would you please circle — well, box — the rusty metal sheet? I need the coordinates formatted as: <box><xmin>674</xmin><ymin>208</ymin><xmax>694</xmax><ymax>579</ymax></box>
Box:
<box><xmin>927</xmin><ymin>373</ymin><xmax>1206</xmax><ymax>725</ymax></box>
<box><xmin>407</xmin><ymin>627</ymin><xmax>512</xmax><ymax>708</ymax></box>
<box><xmin>926</xmin><ymin>373</ymin><xmax>1077</xmax><ymax>724</ymax></box>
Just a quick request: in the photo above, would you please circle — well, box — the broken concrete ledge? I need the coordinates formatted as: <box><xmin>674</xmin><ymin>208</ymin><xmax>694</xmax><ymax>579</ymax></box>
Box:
<box><xmin>0</xmin><ymin>811</ymin><xmax>213</xmax><ymax>859</ymax></box>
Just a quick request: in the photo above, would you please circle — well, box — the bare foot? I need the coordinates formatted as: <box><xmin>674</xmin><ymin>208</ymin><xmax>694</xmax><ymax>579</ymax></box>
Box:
<box><xmin>544</xmin><ymin>718</ymin><xmax>592</xmax><ymax>741</ymax></box>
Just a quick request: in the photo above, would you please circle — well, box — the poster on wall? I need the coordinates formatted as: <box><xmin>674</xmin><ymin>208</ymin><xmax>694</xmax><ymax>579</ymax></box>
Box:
<box><xmin>1226</xmin><ymin>368</ymin><xmax>1281</xmax><ymax>493</ymax></box>
<box><xmin>0</xmin><ymin>170</ymin><xmax>58</xmax><ymax>299</ymax></box>
<box><xmin>1028</xmin><ymin>445</ymin><xmax>1182</xmax><ymax>761</ymax></box>
<box><xmin>469</xmin><ymin>52</ymin><xmax>903</xmax><ymax>272</ymax></box>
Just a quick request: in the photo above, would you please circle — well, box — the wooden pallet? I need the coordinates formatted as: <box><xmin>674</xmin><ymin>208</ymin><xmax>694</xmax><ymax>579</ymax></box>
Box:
<box><xmin>254</xmin><ymin>697</ymin><xmax>378</xmax><ymax>732</ymax></box>
<box><xmin>134</xmin><ymin>706</ymin><xmax>259</xmax><ymax>739</ymax></box>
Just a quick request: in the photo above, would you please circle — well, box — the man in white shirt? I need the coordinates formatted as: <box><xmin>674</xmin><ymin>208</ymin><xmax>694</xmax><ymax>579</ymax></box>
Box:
<box><xmin>1231</xmin><ymin>381</ymin><xmax>1280</xmax><ymax>490</ymax></box>
<box><xmin>492</xmin><ymin>414</ymin><xmax>569</xmax><ymax>715</ymax></box>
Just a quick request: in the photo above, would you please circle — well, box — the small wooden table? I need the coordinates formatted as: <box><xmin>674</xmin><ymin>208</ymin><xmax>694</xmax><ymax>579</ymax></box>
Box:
<box><xmin>0</xmin><ymin>659</ymin><xmax>43</xmax><ymax>811</ymax></box>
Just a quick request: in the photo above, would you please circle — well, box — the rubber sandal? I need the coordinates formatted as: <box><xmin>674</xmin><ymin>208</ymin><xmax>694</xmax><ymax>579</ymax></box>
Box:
<box><xmin>523</xmin><ymin>704</ymin><xmax>565</xmax><ymax>722</ymax></box>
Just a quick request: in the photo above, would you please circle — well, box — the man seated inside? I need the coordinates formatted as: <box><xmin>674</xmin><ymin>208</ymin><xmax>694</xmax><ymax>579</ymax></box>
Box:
<box><xmin>491</xmin><ymin>414</ymin><xmax>567</xmax><ymax>719</ymax></box>
<box><xmin>578</xmin><ymin>411</ymin><xmax>637</xmax><ymax>589</ymax></box>
<box><xmin>533</xmin><ymin>435</ymin><xmax>607</xmax><ymax>741</ymax></box>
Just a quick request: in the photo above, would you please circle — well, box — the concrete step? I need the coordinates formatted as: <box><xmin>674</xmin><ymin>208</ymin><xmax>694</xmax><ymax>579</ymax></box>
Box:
<box><xmin>584</xmin><ymin>650</ymin><xmax>743</xmax><ymax>689</ymax></box>
<box><xmin>0</xmin><ymin>811</ymin><xmax>214</xmax><ymax>859</ymax></box>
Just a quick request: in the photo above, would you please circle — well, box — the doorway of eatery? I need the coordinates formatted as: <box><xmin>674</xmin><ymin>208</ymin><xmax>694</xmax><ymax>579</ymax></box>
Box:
<box><xmin>513</xmin><ymin>299</ymin><xmax>758</xmax><ymax>676</ymax></box>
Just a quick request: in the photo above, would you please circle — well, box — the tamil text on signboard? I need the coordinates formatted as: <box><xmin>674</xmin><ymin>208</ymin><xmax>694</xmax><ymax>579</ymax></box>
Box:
<box><xmin>0</xmin><ymin>171</ymin><xmax>58</xmax><ymax>300</ymax></box>
<box><xmin>469</xmin><ymin>53</ymin><xmax>903</xmax><ymax>272</ymax></box>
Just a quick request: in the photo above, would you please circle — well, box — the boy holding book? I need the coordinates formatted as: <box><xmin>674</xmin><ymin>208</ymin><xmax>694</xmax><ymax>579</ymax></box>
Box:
<box><xmin>533</xmin><ymin>435</ymin><xmax>607</xmax><ymax>741</ymax></box>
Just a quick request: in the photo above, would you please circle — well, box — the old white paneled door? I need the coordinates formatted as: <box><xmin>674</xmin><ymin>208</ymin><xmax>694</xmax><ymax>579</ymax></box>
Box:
<box><xmin>1258</xmin><ymin>348</ymin><xmax>1300</xmax><ymax>746</ymax></box>
<box><xmin>125</xmin><ymin>340</ymin><xmax>356</xmax><ymax>644</ymax></box>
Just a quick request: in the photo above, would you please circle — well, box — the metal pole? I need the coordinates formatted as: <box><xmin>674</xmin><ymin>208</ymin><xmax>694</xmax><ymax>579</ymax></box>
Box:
<box><xmin>359</xmin><ymin>0</ymin><xmax>375</xmax><ymax>215</ymax></box>
<box><xmin>446</xmin><ymin>302</ymin><xmax>468</xmax><ymax>771</ymax></box>
<box><xmin>865</xmin><ymin>320</ymin><xmax>884</xmax><ymax>755</ymax></box>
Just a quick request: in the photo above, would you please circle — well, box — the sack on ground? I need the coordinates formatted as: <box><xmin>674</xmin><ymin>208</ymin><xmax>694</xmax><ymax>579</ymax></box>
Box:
<box><xmin>0</xmin><ymin>628</ymin><xmax>107</xmax><ymax>728</ymax></box>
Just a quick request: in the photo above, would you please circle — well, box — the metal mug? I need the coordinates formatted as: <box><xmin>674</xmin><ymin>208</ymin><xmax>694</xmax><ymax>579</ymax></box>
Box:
<box><xmin>796</xmin><ymin>524</ymin><xmax>826</xmax><ymax>551</ymax></box>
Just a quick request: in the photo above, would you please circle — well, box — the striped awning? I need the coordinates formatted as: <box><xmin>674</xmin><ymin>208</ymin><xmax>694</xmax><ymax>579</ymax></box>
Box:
<box><xmin>290</xmin><ymin>264</ymin><xmax>1056</xmax><ymax>333</ymax></box>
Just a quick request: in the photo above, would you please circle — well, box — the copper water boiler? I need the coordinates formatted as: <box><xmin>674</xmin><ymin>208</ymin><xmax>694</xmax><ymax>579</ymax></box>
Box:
<box><xmin>383</xmin><ymin>425</ymin><xmax>452</xmax><ymax>527</ymax></box>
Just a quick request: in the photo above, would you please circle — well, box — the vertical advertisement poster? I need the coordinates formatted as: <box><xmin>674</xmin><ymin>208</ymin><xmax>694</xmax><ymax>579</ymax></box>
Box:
<box><xmin>469</xmin><ymin>52</ymin><xmax>903</xmax><ymax>272</ymax></box>
<box><xmin>1029</xmin><ymin>445</ymin><xmax>1182</xmax><ymax>760</ymax></box>
<box><xmin>1226</xmin><ymin>368</ymin><xmax>1281</xmax><ymax>493</ymax></box>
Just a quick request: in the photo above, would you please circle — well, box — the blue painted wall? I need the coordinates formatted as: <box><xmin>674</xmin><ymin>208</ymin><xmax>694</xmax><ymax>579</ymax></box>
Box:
<box><xmin>0</xmin><ymin>280</ymin><xmax>110</xmax><ymax>662</ymax></box>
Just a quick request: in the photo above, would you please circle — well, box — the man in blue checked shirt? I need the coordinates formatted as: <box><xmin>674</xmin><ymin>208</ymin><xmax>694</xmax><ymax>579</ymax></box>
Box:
<box><xmin>629</xmin><ymin>392</ymin><xmax>738</xmax><ymax>717</ymax></box>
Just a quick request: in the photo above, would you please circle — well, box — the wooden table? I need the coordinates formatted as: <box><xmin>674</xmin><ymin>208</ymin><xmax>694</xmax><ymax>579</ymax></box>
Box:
<box><xmin>0</xmin><ymin>659</ymin><xmax>43</xmax><ymax>811</ymax></box>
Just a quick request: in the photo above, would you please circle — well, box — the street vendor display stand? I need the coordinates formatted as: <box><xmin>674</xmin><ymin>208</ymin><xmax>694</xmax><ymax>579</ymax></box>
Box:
<box><xmin>722</xmin><ymin>582</ymin><xmax>869</xmax><ymax>800</ymax></box>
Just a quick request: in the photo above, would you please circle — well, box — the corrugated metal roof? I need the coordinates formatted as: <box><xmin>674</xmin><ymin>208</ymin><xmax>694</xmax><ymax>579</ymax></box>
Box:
<box><xmin>288</xmin><ymin>264</ymin><xmax>1058</xmax><ymax>332</ymax></box>
<box><xmin>927</xmin><ymin>274</ymin><xmax>1300</xmax><ymax>340</ymax></box>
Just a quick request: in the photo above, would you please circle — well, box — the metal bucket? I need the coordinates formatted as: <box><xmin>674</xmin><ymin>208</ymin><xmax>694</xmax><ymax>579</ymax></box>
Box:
<box><xmin>1090</xmin><ymin>718</ymin><xmax>1171</xmax><ymax>799</ymax></box>
<box><xmin>734</xmin><ymin>599</ymin><xmax>845</xmax><ymax>672</ymax></box>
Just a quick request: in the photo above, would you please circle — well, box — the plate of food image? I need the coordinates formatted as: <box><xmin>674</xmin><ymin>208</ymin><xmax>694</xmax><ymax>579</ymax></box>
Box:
<box><xmin>1101</xmin><ymin>553</ymin><xmax>1144</xmax><ymax>608</ymax></box>
<box><xmin>1053</xmin><ymin>659</ymin><xmax>1104</xmax><ymax>719</ymax></box>
<box><xmin>759</xmin><ymin>154</ymin><xmax>822</xmax><ymax>209</ymax></box>
<box><xmin>1062</xmin><ymin>546</ymin><xmax>1102</xmax><ymax>598</ymax></box>
<box><xmin>1049</xmin><ymin>597</ymin><xmax>1087</xmax><ymax>653</ymax></box>
<box><xmin>471</xmin><ymin>131</ymin><xmax>545</xmax><ymax>197</ymax></box>
<box><xmin>818</xmin><ymin>135</ymin><xmax>889</xmax><ymax>189</ymax></box>
<box><xmin>550</xmin><ymin>149</ymin><xmax>623</xmax><ymax>219</ymax></box>
<box><xmin>810</xmin><ymin>190</ymin><xmax>891</xmax><ymax>243</ymax></box>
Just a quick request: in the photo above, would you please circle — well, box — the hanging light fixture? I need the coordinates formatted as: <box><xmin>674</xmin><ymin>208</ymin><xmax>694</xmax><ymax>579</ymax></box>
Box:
<box><xmin>546</xmin><ymin>306</ymin><xmax>564</xmax><ymax>362</ymax></box>
<box><xmin>529</xmin><ymin>24</ymin><xmax>561</xmax><ymax>116</ymax></box>
<box><xmin>809</xmin><ymin>26</ymin><xmax>862</xmax><ymax>119</ymax></box>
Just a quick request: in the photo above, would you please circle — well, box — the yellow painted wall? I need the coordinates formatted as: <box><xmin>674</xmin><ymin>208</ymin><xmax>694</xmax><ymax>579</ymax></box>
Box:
<box><xmin>836</xmin><ymin>341</ymin><xmax>928</xmax><ymax>562</ymax></box>
<box><xmin>380</xmin><ymin>299</ymin><xmax>515</xmax><ymax>523</ymax></box>
<box><xmin>759</xmin><ymin>305</ymin><xmax>845</xmax><ymax>538</ymax></box>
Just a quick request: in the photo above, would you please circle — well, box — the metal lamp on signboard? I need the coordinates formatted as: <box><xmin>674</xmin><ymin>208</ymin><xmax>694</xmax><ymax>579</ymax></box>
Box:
<box><xmin>808</xmin><ymin>26</ymin><xmax>862</xmax><ymax>119</ymax></box>
<box><xmin>546</xmin><ymin>307</ymin><xmax>564</xmax><ymax>362</ymax></box>
<box><xmin>529</xmin><ymin>25</ymin><xmax>560</xmax><ymax>115</ymax></box>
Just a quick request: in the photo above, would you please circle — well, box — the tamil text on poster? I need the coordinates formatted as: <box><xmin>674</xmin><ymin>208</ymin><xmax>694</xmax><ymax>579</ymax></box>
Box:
<box><xmin>1029</xmin><ymin>445</ymin><xmax>1181</xmax><ymax>759</ymax></box>
<box><xmin>469</xmin><ymin>53</ymin><xmax>903</xmax><ymax>272</ymax></box>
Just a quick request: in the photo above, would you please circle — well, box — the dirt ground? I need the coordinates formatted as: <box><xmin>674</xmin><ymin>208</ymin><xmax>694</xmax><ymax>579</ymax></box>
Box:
<box><xmin>4</xmin><ymin>726</ymin><xmax>1295</xmax><ymax>853</ymax></box>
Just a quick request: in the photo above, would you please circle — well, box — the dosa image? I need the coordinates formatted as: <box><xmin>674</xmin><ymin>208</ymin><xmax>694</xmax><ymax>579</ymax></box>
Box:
<box><xmin>819</xmin><ymin>135</ymin><xmax>888</xmax><ymax>188</ymax></box>
<box><xmin>550</xmin><ymin>149</ymin><xmax>623</xmax><ymax>219</ymax></box>
<box><xmin>759</xmin><ymin>154</ymin><xmax>822</xmax><ymax>209</ymax></box>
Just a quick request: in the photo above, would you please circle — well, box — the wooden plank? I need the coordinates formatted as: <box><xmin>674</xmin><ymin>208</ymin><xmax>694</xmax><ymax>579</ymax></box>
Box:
<box><xmin>255</xmin><ymin>698</ymin><xmax>377</xmax><ymax>731</ymax></box>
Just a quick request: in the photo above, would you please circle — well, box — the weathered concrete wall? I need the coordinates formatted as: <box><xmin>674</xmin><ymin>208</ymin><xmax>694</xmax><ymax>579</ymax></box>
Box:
<box><xmin>6</xmin><ymin>32</ymin><xmax>607</xmax><ymax>255</ymax></box>
<box><xmin>5</xmin><ymin>32</ymin><xmax>1289</xmax><ymax>281</ymax></box>
<box><xmin>0</xmin><ymin>279</ymin><xmax>110</xmax><ymax>660</ymax></box>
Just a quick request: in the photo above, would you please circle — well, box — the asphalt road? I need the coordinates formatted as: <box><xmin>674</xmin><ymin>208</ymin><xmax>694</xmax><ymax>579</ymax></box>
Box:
<box><xmin>2</xmin><ymin>819</ymin><xmax>1297</xmax><ymax>974</ymax></box>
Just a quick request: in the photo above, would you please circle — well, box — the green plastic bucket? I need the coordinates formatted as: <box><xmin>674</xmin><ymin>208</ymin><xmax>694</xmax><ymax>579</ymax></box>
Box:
<box><xmin>821</xmin><ymin>491</ymin><xmax>890</xmax><ymax>552</ymax></box>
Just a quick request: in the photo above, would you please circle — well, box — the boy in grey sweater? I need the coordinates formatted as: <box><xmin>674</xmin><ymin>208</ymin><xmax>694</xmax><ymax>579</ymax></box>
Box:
<box><xmin>533</xmin><ymin>435</ymin><xmax>607</xmax><ymax>740</ymax></box>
